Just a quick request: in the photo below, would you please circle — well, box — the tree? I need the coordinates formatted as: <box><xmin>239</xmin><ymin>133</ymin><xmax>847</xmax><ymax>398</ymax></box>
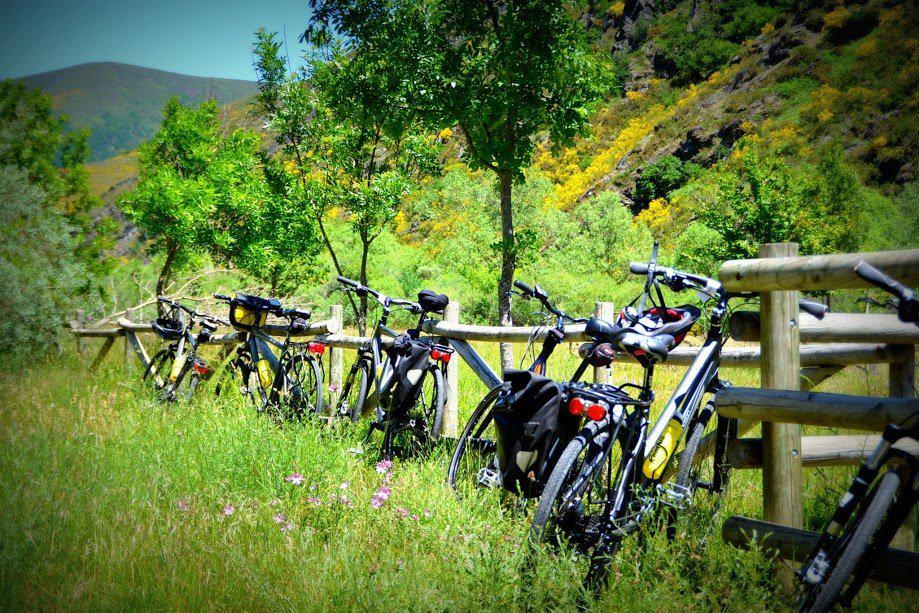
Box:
<box><xmin>121</xmin><ymin>97</ymin><xmax>320</xmax><ymax>302</ymax></box>
<box><xmin>305</xmin><ymin>0</ymin><xmax>607</xmax><ymax>367</ymax></box>
<box><xmin>253</xmin><ymin>29</ymin><xmax>439</xmax><ymax>333</ymax></box>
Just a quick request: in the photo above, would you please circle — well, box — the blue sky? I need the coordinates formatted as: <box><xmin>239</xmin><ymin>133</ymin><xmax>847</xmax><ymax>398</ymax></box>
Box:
<box><xmin>0</xmin><ymin>0</ymin><xmax>310</xmax><ymax>80</ymax></box>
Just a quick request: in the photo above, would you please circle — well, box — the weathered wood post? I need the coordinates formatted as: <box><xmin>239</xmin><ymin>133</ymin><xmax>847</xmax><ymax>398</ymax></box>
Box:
<box><xmin>890</xmin><ymin>344</ymin><xmax>916</xmax><ymax>551</ymax></box>
<box><xmin>76</xmin><ymin>310</ymin><xmax>85</xmax><ymax>356</ymax></box>
<box><xmin>123</xmin><ymin>307</ymin><xmax>135</xmax><ymax>372</ymax></box>
<box><xmin>328</xmin><ymin>304</ymin><xmax>343</xmax><ymax>418</ymax></box>
<box><xmin>443</xmin><ymin>301</ymin><xmax>461</xmax><ymax>437</ymax></box>
<box><xmin>593</xmin><ymin>301</ymin><xmax>615</xmax><ymax>384</ymax></box>
<box><xmin>759</xmin><ymin>242</ymin><xmax>803</xmax><ymax>589</ymax></box>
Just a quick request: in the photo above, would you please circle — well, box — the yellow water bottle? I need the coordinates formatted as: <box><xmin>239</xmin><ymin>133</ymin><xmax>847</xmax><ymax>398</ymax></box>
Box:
<box><xmin>643</xmin><ymin>418</ymin><xmax>683</xmax><ymax>479</ymax></box>
<box><xmin>257</xmin><ymin>358</ymin><xmax>274</xmax><ymax>389</ymax></box>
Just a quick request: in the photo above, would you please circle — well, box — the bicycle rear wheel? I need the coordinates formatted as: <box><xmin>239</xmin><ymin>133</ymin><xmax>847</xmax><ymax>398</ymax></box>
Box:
<box><xmin>531</xmin><ymin>420</ymin><xmax>614</xmax><ymax>549</ymax></box>
<box><xmin>447</xmin><ymin>385</ymin><xmax>502</xmax><ymax>494</ymax></box>
<box><xmin>674</xmin><ymin>401</ymin><xmax>730</xmax><ymax>527</ymax></box>
<box><xmin>380</xmin><ymin>366</ymin><xmax>445</xmax><ymax>460</ymax></box>
<box><xmin>274</xmin><ymin>352</ymin><xmax>324</xmax><ymax>419</ymax></box>
<box><xmin>799</xmin><ymin>470</ymin><xmax>902</xmax><ymax>613</ymax></box>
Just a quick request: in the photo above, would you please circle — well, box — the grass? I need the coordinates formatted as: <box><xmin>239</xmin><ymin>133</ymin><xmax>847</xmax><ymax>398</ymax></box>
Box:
<box><xmin>0</xmin><ymin>337</ymin><xmax>913</xmax><ymax>610</ymax></box>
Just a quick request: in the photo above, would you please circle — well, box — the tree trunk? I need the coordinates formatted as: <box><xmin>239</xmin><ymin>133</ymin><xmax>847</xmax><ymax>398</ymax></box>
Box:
<box><xmin>317</xmin><ymin>215</ymin><xmax>361</xmax><ymax>324</ymax></box>
<box><xmin>498</xmin><ymin>171</ymin><xmax>515</xmax><ymax>372</ymax></box>
<box><xmin>358</xmin><ymin>236</ymin><xmax>370</xmax><ymax>336</ymax></box>
<box><xmin>156</xmin><ymin>243</ymin><xmax>179</xmax><ymax>315</ymax></box>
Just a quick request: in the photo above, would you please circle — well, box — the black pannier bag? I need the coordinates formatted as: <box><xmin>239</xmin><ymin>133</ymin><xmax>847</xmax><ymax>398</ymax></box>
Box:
<box><xmin>383</xmin><ymin>334</ymin><xmax>432</xmax><ymax>415</ymax></box>
<box><xmin>418</xmin><ymin>289</ymin><xmax>449</xmax><ymax>314</ymax></box>
<box><xmin>493</xmin><ymin>370</ymin><xmax>580</xmax><ymax>497</ymax></box>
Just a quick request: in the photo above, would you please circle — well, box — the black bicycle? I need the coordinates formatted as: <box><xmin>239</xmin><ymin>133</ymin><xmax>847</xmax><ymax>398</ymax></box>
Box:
<box><xmin>796</xmin><ymin>262</ymin><xmax>918</xmax><ymax>612</ymax></box>
<box><xmin>213</xmin><ymin>292</ymin><xmax>325</xmax><ymax>420</ymax></box>
<box><xmin>334</xmin><ymin>276</ymin><xmax>452</xmax><ymax>460</ymax></box>
<box><xmin>143</xmin><ymin>296</ymin><xmax>225</xmax><ymax>402</ymax></box>
<box><xmin>446</xmin><ymin>280</ymin><xmax>622</xmax><ymax>497</ymax></box>
<box><xmin>530</xmin><ymin>244</ymin><xmax>829</xmax><ymax>586</ymax></box>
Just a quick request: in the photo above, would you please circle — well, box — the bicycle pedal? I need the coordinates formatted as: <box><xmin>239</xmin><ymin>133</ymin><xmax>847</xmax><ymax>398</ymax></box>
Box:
<box><xmin>476</xmin><ymin>467</ymin><xmax>500</xmax><ymax>489</ymax></box>
<box><xmin>657</xmin><ymin>482</ymin><xmax>693</xmax><ymax>510</ymax></box>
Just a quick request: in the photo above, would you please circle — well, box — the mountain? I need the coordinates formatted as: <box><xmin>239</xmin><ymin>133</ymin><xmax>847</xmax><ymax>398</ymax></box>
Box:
<box><xmin>22</xmin><ymin>62</ymin><xmax>257</xmax><ymax>161</ymax></box>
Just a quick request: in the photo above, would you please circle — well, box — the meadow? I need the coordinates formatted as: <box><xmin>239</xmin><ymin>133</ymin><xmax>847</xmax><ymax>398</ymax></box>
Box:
<box><xmin>0</xmin><ymin>334</ymin><xmax>913</xmax><ymax>611</ymax></box>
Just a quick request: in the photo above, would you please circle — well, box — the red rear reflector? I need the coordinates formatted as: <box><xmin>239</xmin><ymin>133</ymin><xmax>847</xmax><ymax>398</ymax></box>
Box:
<box><xmin>586</xmin><ymin>403</ymin><xmax>607</xmax><ymax>421</ymax></box>
<box><xmin>441</xmin><ymin>352</ymin><xmax>451</xmax><ymax>363</ymax></box>
<box><xmin>431</xmin><ymin>349</ymin><xmax>442</xmax><ymax>361</ymax></box>
<box><xmin>193</xmin><ymin>362</ymin><xmax>210</xmax><ymax>376</ymax></box>
<box><xmin>307</xmin><ymin>342</ymin><xmax>326</xmax><ymax>355</ymax></box>
<box><xmin>568</xmin><ymin>397</ymin><xmax>586</xmax><ymax>416</ymax></box>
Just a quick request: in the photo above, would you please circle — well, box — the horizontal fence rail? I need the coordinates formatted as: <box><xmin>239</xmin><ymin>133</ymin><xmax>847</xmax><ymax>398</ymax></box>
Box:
<box><xmin>719</xmin><ymin>248</ymin><xmax>919</xmax><ymax>291</ymax></box>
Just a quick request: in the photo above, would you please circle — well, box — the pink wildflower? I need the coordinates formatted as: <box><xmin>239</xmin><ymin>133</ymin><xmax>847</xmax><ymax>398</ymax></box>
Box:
<box><xmin>375</xmin><ymin>460</ymin><xmax>392</xmax><ymax>474</ymax></box>
<box><xmin>307</xmin><ymin>496</ymin><xmax>322</xmax><ymax>505</ymax></box>
<box><xmin>285</xmin><ymin>473</ymin><xmax>305</xmax><ymax>486</ymax></box>
<box><xmin>222</xmin><ymin>503</ymin><xmax>235</xmax><ymax>516</ymax></box>
<box><xmin>395</xmin><ymin>507</ymin><xmax>409</xmax><ymax>518</ymax></box>
<box><xmin>273</xmin><ymin>512</ymin><xmax>287</xmax><ymax>524</ymax></box>
<box><xmin>177</xmin><ymin>499</ymin><xmax>191</xmax><ymax>512</ymax></box>
<box><xmin>423</xmin><ymin>509</ymin><xmax>432</xmax><ymax>518</ymax></box>
<box><xmin>280</xmin><ymin>521</ymin><xmax>294</xmax><ymax>533</ymax></box>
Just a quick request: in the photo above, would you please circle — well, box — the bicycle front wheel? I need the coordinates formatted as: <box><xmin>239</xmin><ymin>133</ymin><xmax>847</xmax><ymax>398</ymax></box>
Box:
<box><xmin>447</xmin><ymin>385</ymin><xmax>502</xmax><ymax>494</ymax></box>
<box><xmin>143</xmin><ymin>348</ymin><xmax>173</xmax><ymax>391</ymax></box>
<box><xmin>380</xmin><ymin>366</ymin><xmax>446</xmax><ymax>460</ymax></box>
<box><xmin>338</xmin><ymin>360</ymin><xmax>370</xmax><ymax>422</ymax></box>
<box><xmin>277</xmin><ymin>352</ymin><xmax>324</xmax><ymax>419</ymax></box>
<box><xmin>800</xmin><ymin>470</ymin><xmax>902</xmax><ymax>613</ymax></box>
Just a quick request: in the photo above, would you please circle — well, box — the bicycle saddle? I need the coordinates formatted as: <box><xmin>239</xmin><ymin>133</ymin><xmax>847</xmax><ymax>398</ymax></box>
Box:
<box><xmin>584</xmin><ymin>317</ymin><xmax>619</xmax><ymax>341</ymax></box>
<box><xmin>418</xmin><ymin>289</ymin><xmax>449</xmax><ymax>314</ymax></box>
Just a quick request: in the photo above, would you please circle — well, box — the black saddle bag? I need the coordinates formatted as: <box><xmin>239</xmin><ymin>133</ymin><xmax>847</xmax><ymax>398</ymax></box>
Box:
<box><xmin>384</xmin><ymin>336</ymin><xmax>432</xmax><ymax>415</ymax></box>
<box><xmin>493</xmin><ymin>370</ymin><xmax>577</xmax><ymax>497</ymax></box>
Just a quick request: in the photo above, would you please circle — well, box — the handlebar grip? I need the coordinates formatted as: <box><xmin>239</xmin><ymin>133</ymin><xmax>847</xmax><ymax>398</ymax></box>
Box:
<box><xmin>514</xmin><ymin>280</ymin><xmax>535</xmax><ymax>295</ymax></box>
<box><xmin>798</xmin><ymin>299</ymin><xmax>828</xmax><ymax>320</ymax></box>
<box><xmin>214</xmin><ymin>293</ymin><xmax>231</xmax><ymax>301</ymax></box>
<box><xmin>629</xmin><ymin>262</ymin><xmax>649</xmax><ymax>275</ymax></box>
<box><xmin>337</xmin><ymin>275</ymin><xmax>361</xmax><ymax>289</ymax></box>
<box><xmin>854</xmin><ymin>262</ymin><xmax>907</xmax><ymax>300</ymax></box>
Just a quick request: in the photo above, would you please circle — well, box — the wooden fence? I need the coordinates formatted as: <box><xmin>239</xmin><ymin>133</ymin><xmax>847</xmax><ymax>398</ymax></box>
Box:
<box><xmin>70</xmin><ymin>245</ymin><xmax>919</xmax><ymax>583</ymax></box>
<box><xmin>715</xmin><ymin>245</ymin><xmax>919</xmax><ymax>588</ymax></box>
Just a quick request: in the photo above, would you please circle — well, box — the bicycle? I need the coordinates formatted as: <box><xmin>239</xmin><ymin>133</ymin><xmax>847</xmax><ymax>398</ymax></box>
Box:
<box><xmin>530</xmin><ymin>244</ymin><xmax>829</xmax><ymax>586</ymax></box>
<box><xmin>213</xmin><ymin>292</ymin><xmax>325</xmax><ymax>420</ymax></box>
<box><xmin>796</xmin><ymin>261</ymin><xmax>918</xmax><ymax>612</ymax></box>
<box><xmin>446</xmin><ymin>280</ymin><xmax>621</xmax><ymax>497</ymax></box>
<box><xmin>334</xmin><ymin>276</ymin><xmax>452</xmax><ymax>460</ymax></box>
<box><xmin>143</xmin><ymin>296</ymin><xmax>225</xmax><ymax>402</ymax></box>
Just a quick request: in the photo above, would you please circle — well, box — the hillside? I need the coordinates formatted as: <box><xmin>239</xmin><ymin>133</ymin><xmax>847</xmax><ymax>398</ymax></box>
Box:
<box><xmin>24</xmin><ymin>62</ymin><xmax>256</xmax><ymax>161</ymax></box>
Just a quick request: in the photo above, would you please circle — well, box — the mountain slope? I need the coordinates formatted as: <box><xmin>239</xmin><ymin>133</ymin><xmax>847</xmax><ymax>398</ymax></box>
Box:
<box><xmin>23</xmin><ymin>62</ymin><xmax>256</xmax><ymax>161</ymax></box>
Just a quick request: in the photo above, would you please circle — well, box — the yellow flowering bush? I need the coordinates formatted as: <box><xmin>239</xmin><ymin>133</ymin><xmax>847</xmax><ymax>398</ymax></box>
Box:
<box><xmin>823</xmin><ymin>6</ymin><xmax>850</xmax><ymax>30</ymax></box>
<box><xmin>635</xmin><ymin>197</ymin><xmax>671</xmax><ymax>229</ymax></box>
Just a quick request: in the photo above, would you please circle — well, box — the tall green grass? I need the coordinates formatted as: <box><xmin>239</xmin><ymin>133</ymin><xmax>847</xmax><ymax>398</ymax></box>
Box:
<box><xmin>0</xmin><ymin>340</ymin><xmax>912</xmax><ymax>610</ymax></box>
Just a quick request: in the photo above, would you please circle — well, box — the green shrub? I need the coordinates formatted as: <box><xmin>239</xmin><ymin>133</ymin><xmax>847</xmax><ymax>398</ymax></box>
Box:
<box><xmin>634</xmin><ymin>155</ymin><xmax>699</xmax><ymax>208</ymax></box>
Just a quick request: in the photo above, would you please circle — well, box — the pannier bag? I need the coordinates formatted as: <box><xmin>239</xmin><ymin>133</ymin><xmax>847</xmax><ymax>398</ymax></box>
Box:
<box><xmin>383</xmin><ymin>334</ymin><xmax>432</xmax><ymax>415</ymax></box>
<box><xmin>493</xmin><ymin>370</ymin><xmax>579</xmax><ymax>497</ymax></box>
<box><xmin>418</xmin><ymin>289</ymin><xmax>449</xmax><ymax>314</ymax></box>
<box><xmin>229</xmin><ymin>293</ymin><xmax>280</xmax><ymax>330</ymax></box>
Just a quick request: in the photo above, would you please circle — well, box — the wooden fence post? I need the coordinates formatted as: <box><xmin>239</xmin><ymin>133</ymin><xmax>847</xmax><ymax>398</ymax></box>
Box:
<box><xmin>593</xmin><ymin>301</ymin><xmax>615</xmax><ymax>384</ymax></box>
<box><xmin>759</xmin><ymin>242</ymin><xmax>803</xmax><ymax>590</ymax></box>
<box><xmin>76</xmin><ymin>310</ymin><xmax>85</xmax><ymax>356</ymax></box>
<box><xmin>123</xmin><ymin>308</ymin><xmax>135</xmax><ymax>372</ymax></box>
<box><xmin>890</xmin><ymin>344</ymin><xmax>916</xmax><ymax>551</ymax></box>
<box><xmin>443</xmin><ymin>301</ymin><xmax>461</xmax><ymax>437</ymax></box>
<box><xmin>328</xmin><ymin>304</ymin><xmax>343</xmax><ymax>418</ymax></box>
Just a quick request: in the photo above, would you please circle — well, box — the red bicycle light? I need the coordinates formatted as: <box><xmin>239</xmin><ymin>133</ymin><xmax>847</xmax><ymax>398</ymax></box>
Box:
<box><xmin>586</xmin><ymin>402</ymin><xmax>607</xmax><ymax>421</ymax></box>
<box><xmin>568</xmin><ymin>397</ymin><xmax>586</xmax><ymax>416</ymax></box>
<box><xmin>440</xmin><ymin>352</ymin><xmax>451</xmax><ymax>363</ymax></box>
<box><xmin>307</xmin><ymin>342</ymin><xmax>326</xmax><ymax>355</ymax></box>
<box><xmin>431</xmin><ymin>349</ymin><xmax>443</xmax><ymax>361</ymax></box>
<box><xmin>193</xmin><ymin>362</ymin><xmax>210</xmax><ymax>376</ymax></box>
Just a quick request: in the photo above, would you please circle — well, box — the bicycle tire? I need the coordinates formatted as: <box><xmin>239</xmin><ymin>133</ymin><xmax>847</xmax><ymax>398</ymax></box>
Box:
<box><xmin>172</xmin><ymin>360</ymin><xmax>199</xmax><ymax>402</ymax></box>
<box><xmin>447</xmin><ymin>385</ymin><xmax>502</xmax><ymax>492</ymax></box>
<box><xmin>338</xmin><ymin>360</ymin><xmax>370</xmax><ymax>422</ymax></box>
<box><xmin>675</xmin><ymin>401</ymin><xmax>726</xmax><ymax>522</ymax></box>
<box><xmin>531</xmin><ymin>420</ymin><xmax>612</xmax><ymax>544</ymax></box>
<box><xmin>380</xmin><ymin>366</ymin><xmax>446</xmax><ymax>460</ymax></box>
<box><xmin>801</xmin><ymin>470</ymin><xmax>901</xmax><ymax>613</ymax></box>
<box><xmin>274</xmin><ymin>352</ymin><xmax>324</xmax><ymax>419</ymax></box>
<box><xmin>143</xmin><ymin>348</ymin><xmax>173</xmax><ymax>390</ymax></box>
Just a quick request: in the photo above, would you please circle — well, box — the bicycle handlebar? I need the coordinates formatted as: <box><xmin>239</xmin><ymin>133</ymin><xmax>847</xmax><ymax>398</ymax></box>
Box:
<box><xmin>798</xmin><ymin>299</ymin><xmax>828</xmax><ymax>320</ymax></box>
<box><xmin>855</xmin><ymin>262</ymin><xmax>911</xmax><ymax>301</ymax></box>
<box><xmin>628</xmin><ymin>261</ymin><xmax>721</xmax><ymax>295</ymax></box>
